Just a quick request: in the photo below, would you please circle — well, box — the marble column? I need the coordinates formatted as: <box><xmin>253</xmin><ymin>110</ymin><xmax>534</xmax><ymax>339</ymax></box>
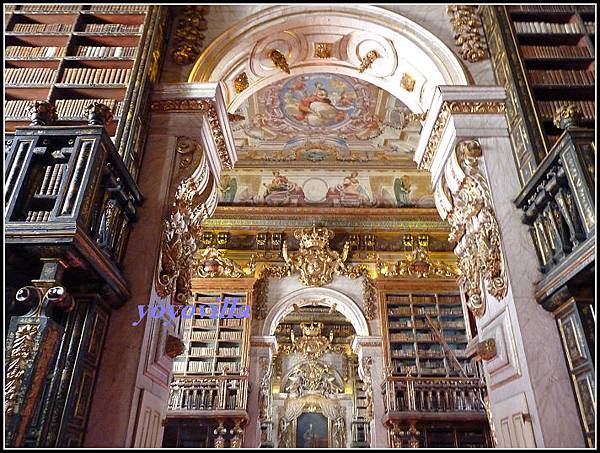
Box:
<box><xmin>244</xmin><ymin>336</ymin><xmax>278</xmax><ymax>447</ymax></box>
<box><xmin>352</xmin><ymin>336</ymin><xmax>389</xmax><ymax>448</ymax></box>
<box><xmin>414</xmin><ymin>86</ymin><xmax>585</xmax><ymax>447</ymax></box>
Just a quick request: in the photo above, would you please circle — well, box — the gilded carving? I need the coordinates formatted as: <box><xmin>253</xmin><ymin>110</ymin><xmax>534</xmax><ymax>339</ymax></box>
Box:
<box><xmin>282</xmin><ymin>226</ymin><xmax>350</xmax><ymax>287</ymax></box>
<box><xmin>358</xmin><ymin>50</ymin><xmax>378</xmax><ymax>73</ymax></box>
<box><xmin>192</xmin><ymin>246</ymin><xmax>249</xmax><ymax>278</ymax></box>
<box><xmin>150</xmin><ymin>98</ymin><xmax>233</xmax><ymax>170</ymax></box>
<box><xmin>284</xmin><ymin>360</ymin><xmax>343</xmax><ymax>396</ymax></box>
<box><xmin>171</xmin><ymin>6</ymin><xmax>208</xmax><ymax>65</ymax></box>
<box><xmin>5</xmin><ymin>324</ymin><xmax>39</xmax><ymax>417</ymax></box>
<box><xmin>28</xmin><ymin>100</ymin><xmax>57</xmax><ymax>126</ymax></box>
<box><xmin>290</xmin><ymin>322</ymin><xmax>333</xmax><ymax>359</ymax></box>
<box><xmin>361</xmin><ymin>357</ymin><xmax>374</xmax><ymax>421</ymax></box>
<box><xmin>447</xmin><ymin>5</ymin><xmax>488</xmax><ymax>62</ymax></box>
<box><xmin>418</xmin><ymin>101</ymin><xmax>506</xmax><ymax>171</ymax></box>
<box><xmin>314</xmin><ymin>42</ymin><xmax>333</xmax><ymax>59</ymax></box>
<box><xmin>400</xmin><ymin>73</ymin><xmax>415</xmax><ymax>92</ymax></box>
<box><xmin>436</xmin><ymin>140</ymin><xmax>508</xmax><ymax>316</ymax></box>
<box><xmin>269</xmin><ymin>49</ymin><xmax>290</xmax><ymax>74</ymax></box>
<box><xmin>165</xmin><ymin>334</ymin><xmax>185</xmax><ymax>358</ymax></box>
<box><xmin>233</xmin><ymin>72</ymin><xmax>249</xmax><ymax>94</ymax></box>
<box><xmin>376</xmin><ymin>235</ymin><xmax>459</xmax><ymax>279</ymax></box>
<box><xmin>175</xmin><ymin>136</ymin><xmax>200</xmax><ymax>169</ymax></box>
<box><xmin>553</xmin><ymin>103</ymin><xmax>582</xmax><ymax>130</ymax></box>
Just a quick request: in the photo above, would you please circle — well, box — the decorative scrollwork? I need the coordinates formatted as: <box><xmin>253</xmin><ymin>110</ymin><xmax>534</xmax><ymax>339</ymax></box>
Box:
<box><xmin>418</xmin><ymin>100</ymin><xmax>505</xmax><ymax>171</ymax></box>
<box><xmin>447</xmin><ymin>5</ymin><xmax>488</xmax><ymax>62</ymax></box>
<box><xmin>192</xmin><ymin>247</ymin><xmax>249</xmax><ymax>278</ymax></box>
<box><xmin>436</xmin><ymin>140</ymin><xmax>508</xmax><ymax>316</ymax></box>
<box><xmin>358</xmin><ymin>50</ymin><xmax>378</xmax><ymax>73</ymax></box>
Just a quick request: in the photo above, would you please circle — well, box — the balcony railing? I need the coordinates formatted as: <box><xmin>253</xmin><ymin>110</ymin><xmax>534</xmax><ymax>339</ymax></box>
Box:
<box><xmin>167</xmin><ymin>376</ymin><xmax>248</xmax><ymax>412</ymax></box>
<box><xmin>516</xmin><ymin>128</ymin><xmax>595</xmax><ymax>282</ymax></box>
<box><xmin>5</xmin><ymin>124</ymin><xmax>142</xmax><ymax>302</ymax></box>
<box><xmin>350</xmin><ymin>420</ymin><xmax>371</xmax><ymax>447</ymax></box>
<box><xmin>382</xmin><ymin>377</ymin><xmax>486</xmax><ymax>414</ymax></box>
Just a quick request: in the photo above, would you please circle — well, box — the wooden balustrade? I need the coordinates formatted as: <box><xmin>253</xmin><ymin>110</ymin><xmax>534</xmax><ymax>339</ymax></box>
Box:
<box><xmin>168</xmin><ymin>376</ymin><xmax>249</xmax><ymax>412</ymax></box>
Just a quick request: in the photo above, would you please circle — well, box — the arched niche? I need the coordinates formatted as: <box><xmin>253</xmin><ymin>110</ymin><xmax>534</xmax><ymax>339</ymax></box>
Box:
<box><xmin>261</xmin><ymin>287</ymin><xmax>370</xmax><ymax>337</ymax></box>
<box><xmin>188</xmin><ymin>5</ymin><xmax>469</xmax><ymax>113</ymax></box>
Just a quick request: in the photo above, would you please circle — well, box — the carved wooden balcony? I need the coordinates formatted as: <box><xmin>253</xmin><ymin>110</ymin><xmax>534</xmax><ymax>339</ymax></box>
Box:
<box><xmin>382</xmin><ymin>377</ymin><xmax>488</xmax><ymax>424</ymax></box>
<box><xmin>5</xmin><ymin>125</ymin><xmax>142</xmax><ymax>303</ymax></box>
<box><xmin>167</xmin><ymin>376</ymin><xmax>249</xmax><ymax>420</ymax></box>
<box><xmin>515</xmin><ymin>128</ymin><xmax>595</xmax><ymax>307</ymax></box>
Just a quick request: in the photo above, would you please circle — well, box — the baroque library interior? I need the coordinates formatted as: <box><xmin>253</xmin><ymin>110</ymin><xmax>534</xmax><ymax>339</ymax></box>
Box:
<box><xmin>3</xmin><ymin>3</ymin><xmax>596</xmax><ymax>449</ymax></box>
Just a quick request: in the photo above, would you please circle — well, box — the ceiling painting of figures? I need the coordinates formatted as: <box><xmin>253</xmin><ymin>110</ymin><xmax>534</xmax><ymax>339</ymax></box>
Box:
<box><xmin>230</xmin><ymin>73</ymin><xmax>424</xmax><ymax>168</ymax></box>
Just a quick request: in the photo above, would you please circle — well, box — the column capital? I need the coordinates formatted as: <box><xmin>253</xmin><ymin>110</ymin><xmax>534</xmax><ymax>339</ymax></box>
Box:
<box><xmin>150</xmin><ymin>81</ymin><xmax>237</xmax><ymax>180</ymax></box>
<box><xmin>250</xmin><ymin>335</ymin><xmax>278</xmax><ymax>354</ymax></box>
<box><xmin>352</xmin><ymin>335</ymin><xmax>383</xmax><ymax>354</ymax></box>
<box><xmin>415</xmin><ymin>85</ymin><xmax>507</xmax><ymax>185</ymax></box>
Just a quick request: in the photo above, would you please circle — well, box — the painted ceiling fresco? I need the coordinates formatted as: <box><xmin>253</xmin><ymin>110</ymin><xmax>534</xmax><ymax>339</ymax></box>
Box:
<box><xmin>221</xmin><ymin>73</ymin><xmax>431</xmax><ymax>208</ymax></box>
<box><xmin>230</xmin><ymin>73</ymin><xmax>423</xmax><ymax>168</ymax></box>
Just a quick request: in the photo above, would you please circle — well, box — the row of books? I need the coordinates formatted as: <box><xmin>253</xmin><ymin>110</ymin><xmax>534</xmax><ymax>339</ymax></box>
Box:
<box><xmin>19</xmin><ymin>5</ymin><xmax>80</xmax><ymax>12</ymax></box>
<box><xmin>521</xmin><ymin>44</ymin><xmax>592</xmax><ymax>58</ymax></box>
<box><xmin>5</xmin><ymin>100</ymin><xmax>33</xmax><ymax>118</ymax></box>
<box><xmin>74</xmin><ymin>46</ymin><xmax>137</xmax><ymax>58</ymax></box>
<box><xmin>390</xmin><ymin>333</ymin><xmax>414</xmax><ymax>342</ymax></box>
<box><xmin>189</xmin><ymin>347</ymin><xmax>215</xmax><ymax>356</ymax></box>
<box><xmin>11</xmin><ymin>22</ymin><xmax>73</xmax><ymax>33</ymax></box>
<box><xmin>188</xmin><ymin>361</ymin><xmax>214</xmax><ymax>373</ymax></box>
<box><xmin>6</xmin><ymin>45</ymin><xmax>66</xmax><ymax>58</ymax></box>
<box><xmin>221</xmin><ymin>319</ymin><xmax>243</xmax><ymax>327</ymax></box>
<box><xmin>83</xmin><ymin>23</ymin><xmax>143</xmax><ymax>33</ymax></box>
<box><xmin>189</xmin><ymin>331</ymin><xmax>216</xmax><ymax>341</ymax></box>
<box><xmin>584</xmin><ymin>22</ymin><xmax>595</xmax><ymax>33</ymax></box>
<box><xmin>388</xmin><ymin>308</ymin><xmax>412</xmax><ymax>316</ymax></box>
<box><xmin>89</xmin><ymin>5</ymin><xmax>149</xmax><ymax>12</ymax></box>
<box><xmin>514</xmin><ymin>21</ymin><xmax>584</xmax><ymax>34</ymax></box>
<box><xmin>508</xmin><ymin>5</ymin><xmax>576</xmax><ymax>13</ymax></box>
<box><xmin>25</xmin><ymin>211</ymin><xmax>52</xmax><ymax>222</ymax></box>
<box><xmin>391</xmin><ymin>350</ymin><xmax>416</xmax><ymax>358</ymax></box>
<box><xmin>61</xmin><ymin>67</ymin><xmax>132</xmax><ymax>85</ymax></box>
<box><xmin>172</xmin><ymin>361</ymin><xmax>186</xmax><ymax>373</ymax></box>
<box><xmin>528</xmin><ymin>69</ymin><xmax>595</xmax><ymax>86</ymax></box>
<box><xmin>192</xmin><ymin>318</ymin><xmax>217</xmax><ymax>327</ymax></box>
<box><xmin>537</xmin><ymin>100</ymin><xmax>595</xmax><ymax>120</ymax></box>
<box><xmin>36</xmin><ymin>163</ymin><xmax>67</xmax><ymax>196</ymax></box>
<box><xmin>5</xmin><ymin>67</ymin><xmax>56</xmax><ymax>85</ymax></box>
<box><xmin>219</xmin><ymin>331</ymin><xmax>242</xmax><ymax>340</ymax></box>
<box><xmin>219</xmin><ymin>347</ymin><xmax>241</xmax><ymax>356</ymax></box>
<box><xmin>55</xmin><ymin>98</ymin><xmax>124</xmax><ymax>119</ymax></box>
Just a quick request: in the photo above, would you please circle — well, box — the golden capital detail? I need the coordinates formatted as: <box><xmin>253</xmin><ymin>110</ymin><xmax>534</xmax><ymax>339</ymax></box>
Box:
<box><xmin>435</xmin><ymin>140</ymin><xmax>508</xmax><ymax>316</ymax></box>
<box><xmin>418</xmin><ymin>100</ymin><xmax>506</xmax><ymax>171</ymax></box>
<box><xmin>150</xmin><ymin>98</ymin><xmax>232</xmax><ymax>170</ymax></box>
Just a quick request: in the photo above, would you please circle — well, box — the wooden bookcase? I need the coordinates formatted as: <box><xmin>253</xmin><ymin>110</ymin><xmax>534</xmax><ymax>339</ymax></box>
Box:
<box><xmin>4</xmin><ymin>4</ymin><xmax>168</xmax><ymax>180</ymax></box>
<box><xmin>173</xmin><ymin>279</ymin><xmax>254</xmax><ymax>377</ymax></box>
<box><xmin>378</xmin><ymin>280</ymin><xmax>476</xmax><ymax>378</ymax></box>
<box><xmin>501</xmin><ymin>5</ymin><xmax>595</xmax><ymax>151</ymax></box>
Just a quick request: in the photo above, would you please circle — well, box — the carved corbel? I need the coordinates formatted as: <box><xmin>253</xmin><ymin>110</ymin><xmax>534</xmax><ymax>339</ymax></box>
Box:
<box><xmin>436</xmin><ymin>140</ymin><xmax>508</xmax><ymax>316</ymax></box>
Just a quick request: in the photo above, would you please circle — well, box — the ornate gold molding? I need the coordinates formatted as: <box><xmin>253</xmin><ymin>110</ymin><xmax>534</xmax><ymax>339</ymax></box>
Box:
<box><xmin>418</xmin><ymin>100</ymin><xmax>506</xmax><ymax>171</ymax></box>
<box><xmin>377</xmin><ymin>236</ymin><xmax>459</xmax><ymax>279</ymax></box>
<box><xmin>436</xmin><ymin>140</ymin><xmax>508</xmax><ymax>316</ymax></box>
<box><xmin>252</xmin><ymin>227</ymin><xmax>377</xmax><ymax>319</ymax></box>
<box><xmin>358</xmin><ymin>50</ymin><xmax>378</xmax><ymax>73</ymax></box>
<box><xmin>192</xmin><ymin>246</ymin><xmax>252</xmax><ymax>278</ymax></box>
<box><xmin>447</xmin><ymin>5</ymin><xmax>488</xmax><ymax>62</ymax></box>
<box><xmin>282</xmin><ymin>226</ymin><xmax>350</xmax><ymax>287</ymax></box>
<box><xmin>171</xmin><ymin>6</ymin><xmax>208</xmax><ymax>65</ymax></box>
<box><xmin>150</xmin><ymin>99</ymin><xmax>233</xmax><ymax>170</ymax></box>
